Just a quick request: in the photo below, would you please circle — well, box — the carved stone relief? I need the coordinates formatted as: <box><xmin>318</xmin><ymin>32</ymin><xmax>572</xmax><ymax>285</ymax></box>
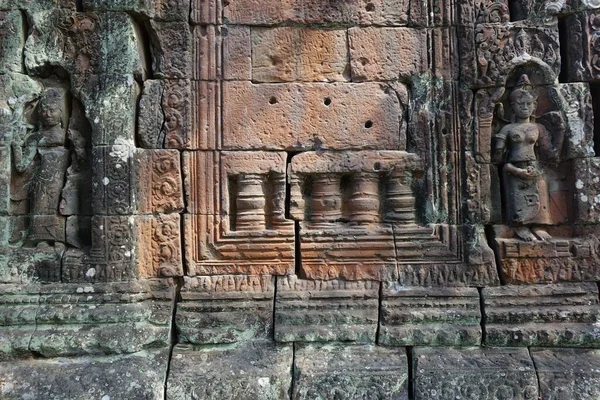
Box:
<box><xmin>2</xmin><ymin>0</ymin><xmax>600</xmax><ymax>397</ymax></box>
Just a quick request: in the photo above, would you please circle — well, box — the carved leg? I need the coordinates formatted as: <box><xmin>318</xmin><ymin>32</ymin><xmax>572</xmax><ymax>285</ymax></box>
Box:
<box><xmin>532</xmin><ymin>227</ymin><xmax>552</xmax><ymax>241</ymax></box>
<box><xmin>515</xmin><ymin>226</ymin><xmax>538</xmax><ymax>242</ymax></box>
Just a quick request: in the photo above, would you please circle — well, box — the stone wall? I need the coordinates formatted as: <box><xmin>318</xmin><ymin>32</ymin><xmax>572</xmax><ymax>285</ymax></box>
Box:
<box><xmin>1</xmin><ymin>0</ymin><xmax>600</xmax><ymax>398</ymax></box>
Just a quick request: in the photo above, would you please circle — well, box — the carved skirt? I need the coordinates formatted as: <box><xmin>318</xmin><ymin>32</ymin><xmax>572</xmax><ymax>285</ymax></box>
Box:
<box><xmin>502</xmin><ymin>161</ymin><xmax>553</xmax><ymax>226</ymax></box>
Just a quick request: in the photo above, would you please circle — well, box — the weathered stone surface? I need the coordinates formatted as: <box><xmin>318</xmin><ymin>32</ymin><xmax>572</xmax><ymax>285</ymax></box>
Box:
<box><xmin>413</xmin><ymin>347</ymin><xmax>539</xmax><ymax>400</ymax></box>
<box><xmin>223</xmin><ymin>81</ymin><xmax>405</xmax><ymax>150</ymax></box>
<box><xmin>293</xmin><ymin>343</ymin><xmax>409</xmax><ymax>400</ymax></box>
<box><xmin>137</xmin><ymin>214</ymin><xmax>183</xmax><ymax>277</ymax></box>
<box><xmin>74</xmin><ymin>74</ymin><xmax>139</xmax><ymax>146</ymax></box>
<box><xmin>167</xmin><ymin>342</ymin><xmax>293</xmax><ymax>400</ymax></box>
<box><xmin>252</xmin><ymin>27</ymin><xmax>348</xmax><ymax>83</ymax></box>
<box><xmin>349</xmin><ymin>27</ymin><xmax>427</xmax><ymax>81</ymax></box>
<box><xmin>574</xmin><ymin>157</ymin><xmax>600</xmax><ymax>224</ymax></box>
<box><xmin>483</xmin><ymin>283</ymin><xmax>600</xmax><ymax>347</ymax></box>
<box><xmin>149</xmin><ymin>21</ymin><xmax>191</xmax><ymax>79</ymax></box>
<box><xmin>223</xmin><ymin>25</ymin><xmax>251</xmax><ymax>80</ymax></box>
<box><xmin>177</xmin><ymin>275</ymin><xmax>274</xmax><ymax>344</ymax></box>
<box><xmin>531</xmin><ymin>348</ymin><xmax>600</xmax><ymax>399</ymax></box>
<box><xmin>135</xmin><ymin>149</ymin><xmax>184</xmax><ymax>214</ymax></box>
<box><xmin>0</xmin><ymin>349</ymin><xmax>168</xmax><ymax>399</ymax></box>
<box><xmin>223</xmin><ymin>0</ymin><xmax>410</xmax><ymax>26</ymax></box>
<box><xmin>83</xmin><ymin>0</ymin><xmax>190</xmax><ymax>21</ymax></box>
<box><xmin>287</xmin><ymin>151</ymin><xmax>419</xmax><ymax>280</ymax></box>
<box><xmin>25</xmin><ymin>11</ymin><xmax>143</xmax><ymax>79</ymax></box>
<box><xmin>192</xmin><ymin>24</ymin><xmax>221</xmax><ymax>81</ymax></box>
<box><xmin>0</xmin><ymin>11</ymin><xmax>23</xmax><ymax>73</ymax></box>
<box><xmin>138</xmin><ymin>79</ymin><xmax>192</xmax><ymax>149</ymax></box>
<box><xmin>462</xmin><ymin>19</ymin><xmax>560</xmax><ymax>88</ymax></box>
<box><xmin>275</xmin><ymin>275</ymin><xmax>379</xmax><ymax>342</ymax></box>
<box><xmin>183</xmin><ymin>151</ymin><xmax>294</xmax><ymax>275</ymax></box>
<box><xmin>493</xmin><ymin>225</ymin><xmax>600</xmax><ymax>283</ymax></box>
<box><xmin>379</xmin><ymin>285</ymin><xmax>482</xmax><ymax>346</ymax></box>
<box><xmin>138</xmin><ymin>79</ymin><xmax>219</xmax><ymax>149</ymax></box>
<box><xmin>0</xmin><ymin>280</ymin><xmax>173</xmax><ymax>359</ymax></box>
<box><xmin>190</xmin><ymin>0</ymin><xmax>222</xmax><ymax>24</ymax></box>
<box><xmin>563</xmin><ymin>10</ymin><xmax>600</xmax><ymax>82</ymax></box>
<box><xmin>92</xmin><ymin>145</ymin><xmax>134</xmax><ymax>215</ymax></box>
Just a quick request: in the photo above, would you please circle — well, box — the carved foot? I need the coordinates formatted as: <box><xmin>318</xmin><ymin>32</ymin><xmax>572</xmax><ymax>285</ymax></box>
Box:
<box><xmin>515</xmin><ymin>226</ymin><xmax>538</xmax><ymax>242</ymax></box>
<box><xmin>532</xmin><ymin>227</ymin><xmax>552</xmax><ymax>241</ymax></box>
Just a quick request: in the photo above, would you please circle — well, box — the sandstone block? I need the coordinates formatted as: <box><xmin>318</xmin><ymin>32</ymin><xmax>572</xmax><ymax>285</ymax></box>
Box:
<box><xmin>0</xmin><ymin>146</ymin><xmax>9</xmax><ymax>215</ymax></box>
<box><xmin>192</xmin><ymin>24</ymin><xmax>221</xmax><ymax>80</ymax></box>
<box><xmin>379</xmin><ymin>286</ymin><xmax>482</xmax><ymax>346</ymax></box>
<box><xmin>0</xmin><ymin>11</ymin><xmax>23</xmax><ymax>73</ymax></box>
<box><xmin>223</xmin><ymin>25</ymin><xmax>251</xmax><ymax>80</ymax></box>
<box><xmin>0</xmin><ymin>280</ymin><xmax>173</xmax><ymax>359</ymax></box>
<box><xmin>167</xmin><ymin>342</ymin><xmax>292</xmax><ymax>400</ymax></box>
<box><xmin>92</xmin><ymin>145</ymin><xmax>134</xmax><ymax>215</ymax></box>
<box><xmin>563</xmin><ymin>11</ymin><xmax>600</xmax><ymax>82</ymax></box>
<box><xmin>223</xmin><ymin>0</ymin><xmax>409</xmax><ymax>26</ymax></box>
<box><xmin>531</xmin><ymin>348</ymin><xmax>600</xmax><ymax>399</ymax></box>
<box><xmin>483</xmin><ymin>283</ymin><xmax>600</xmax><ymax>347</ymax></box>
<box><xmin>252</xmin><ymin>27</ymin><xmax>348</xmax><ymax>82</ymax></box>
<box><xmin>135</xmin><ymin>149</ymin><xmax>184</xmax><ymax>214</ymax></box>
<box><xmin>493</xmin><ymin>225</ymin><xmax>600</xmax><ymax>283</ymax></box>
<box><xmin>74</xmin><ymin>74</ymin><xmax>139</xmax><ymax>146</ymax></box>
<box><xmin>0</xmin><ymin>0</ymin><xmax>76</xmax><ymax>9</ymax></box>
<box><xmin>190</xmin><ymin>0</ymin><xmax>221</xmax><ymax>24</ymax></box>
<box><xmin>574</xmin><ymin>157</ymin><xmax>600</xmax><ymax>224</ymax></box>
<box><xmin>25</xmin><ymin>11</ymin><xmax>143</xmax><ymax>78</ymax></box>
<box><xmin>274</xmin><ymin>275</ymin><xmax>379</xmax><ymax>342</ymax></box>
<box><xmin>0</xmin><ymin>283</ymin><xmax>39</xmax><ymax>359</ymax></box>
<box><xmin>184</xmin><ymin>214</ymin><xmax>295</xmax><ymax>276</ymax></box>
<box><xmin>413</xmin><ymin>347</ymin><xmax>539</xmax><ymax>400</ymax></box>
<box><xmin>137</xmin><ymin>214</ymin><xmax>183</xmax><ymax>278</ymax></box>
<box><xmin>0</xmin><ymin>349</ymin><xmax>168</xmax><ymax>399</ymax></box>
<box><xmin>29</xmin><ymin>280</ymin><xmax>173</xmax><ymax>357</ymax></box>
<box><xmin>223</xmin><ymin>81</ymin><xmax>405</xmax><ymax>150</ymax></box>
<box><xmin>177</xmin><ymin>275</ymin><xmax>274</xmax><ymax>344</ymax></box>
<box><xmin>293</xmin><ymin>344</ymin><xmax>409</xmax><ymax>400</ymax></box>
<box><xmin>149</xmin><ymin>21</ymin><xmax>192</xmax><ymax>79</ymax></box>
<box><xmin>349</xmin><ymin>27</ymin><xmax>427</xmax><ymax>81</ymax></box>
<box><xmin>139</xmin><ymin>80</ymin><xmax>219</xmax><ymax>149</ymax></box>
<box><xmin>62</xmin><ymin>216</ymin><xmax>136</xmax><ymax>282</ymax></box>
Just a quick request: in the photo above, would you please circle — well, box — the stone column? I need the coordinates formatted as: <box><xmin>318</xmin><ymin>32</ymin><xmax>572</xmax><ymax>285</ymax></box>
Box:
<box><xmin>348</xmin><ymin>172</ymin><xmax>380</xmax><ymax>225</ymax></box>
<box><xmin>309</xmin><ymin>174</ymin><xmax>341</xmax><ymax>225</ymax></box>
<box><xmin>236</xmin><ymin>174</ymin><xmax>266</xmax><ymax>231</ymax></box>
<box><xmin>385</xmin><ymin>172</ymin><xmax>416</xmax><ymax>224</ymax></box>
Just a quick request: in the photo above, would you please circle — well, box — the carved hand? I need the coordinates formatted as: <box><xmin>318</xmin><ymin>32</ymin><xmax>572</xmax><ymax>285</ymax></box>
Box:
<box><xmin>514</xmin><ymin>166</ymin><xmax>538</xmax><ymax>180</ymax></box>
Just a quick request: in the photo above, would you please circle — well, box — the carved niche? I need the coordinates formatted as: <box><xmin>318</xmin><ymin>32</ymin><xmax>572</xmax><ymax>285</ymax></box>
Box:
<box><xmin>477</xmin><ymin>68</ymin><xmax>600</xmax><ymax>283</ymax></box>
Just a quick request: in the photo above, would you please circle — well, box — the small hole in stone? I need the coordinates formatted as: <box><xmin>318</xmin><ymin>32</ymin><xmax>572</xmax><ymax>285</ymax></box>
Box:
<box><xmin>360</xmin><ymin>57</ymin><xmax>369</xmax><ymax>66</ymax></box>
<box><xmin>366</xmin><ymin>3</ymin><xmax>375</xmax><ymax>11</ymax></box>
<box><xmin>324</xmin><ymin>97</ymin><xmax>332</xmax><ymax>106</ymax></box>
<box><xmin>373</xmin><ymin>162</ymin><xmax>381</xmax><ymax>171</ymax></box>
<box><xmin>269</xmin><ymin>97</ymin><xmax>278</xmax><ymax>105</ymax></box>
<box><xmin>364</xmin><ymin>120</ymin><xmax>373</xmax><ymax>128</ymax></box>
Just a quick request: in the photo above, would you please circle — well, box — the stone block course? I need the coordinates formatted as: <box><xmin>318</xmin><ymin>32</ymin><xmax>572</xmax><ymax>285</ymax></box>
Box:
<box><xmin>223</xmin><ymin>81</ymin><xmax>405</xmax><ymax>150</ymax></box>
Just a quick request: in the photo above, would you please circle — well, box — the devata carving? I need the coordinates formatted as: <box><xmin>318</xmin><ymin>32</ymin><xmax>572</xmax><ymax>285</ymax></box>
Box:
<box><xmin>492</xmin><ymin>74</ymin><xmax>564</xmax><ymax>241</ymax></box>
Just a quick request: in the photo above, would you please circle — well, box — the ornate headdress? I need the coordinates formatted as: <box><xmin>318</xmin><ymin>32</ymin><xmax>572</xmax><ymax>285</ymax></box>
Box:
<box><xmin>509</xmin><ymin>74</ymin><xmax>537</xmax><ymax>103</ymax></box>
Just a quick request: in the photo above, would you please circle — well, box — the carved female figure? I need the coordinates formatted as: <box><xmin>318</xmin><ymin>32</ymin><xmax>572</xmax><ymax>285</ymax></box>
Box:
<box><xmin>492</xmin><ymin>75</ymin><xmax>562</xmax><ymax>242</ymax></box>
<box><xmin>11</xmin><ymin>89</ymin><xmax>69</xmax><ymax>217</ymax></box>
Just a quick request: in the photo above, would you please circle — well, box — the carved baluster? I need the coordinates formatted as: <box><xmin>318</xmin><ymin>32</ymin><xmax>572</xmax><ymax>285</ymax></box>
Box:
<box><xmin>269</xmin><ymin>173</ymin><xmax>292</xmax><ymax>229</ymax></box>
<box><xmin>348</xmin><ymin>172</ymin><xmax>380</xmax><ymax>225</ymax></box>
<box><xmin>309</xmin><ymin>174</ymin><xmax>341</xmax><ymax>225</ymax></box>
<box><xmin>386</xmin><ymin>172</ymin><xmax>416</xmax><ymax>224</ymax></box>
<box><xmin>236</xmin><ymin>174</ymin><xmax>266</xmax><ymax>231</ymax></box>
